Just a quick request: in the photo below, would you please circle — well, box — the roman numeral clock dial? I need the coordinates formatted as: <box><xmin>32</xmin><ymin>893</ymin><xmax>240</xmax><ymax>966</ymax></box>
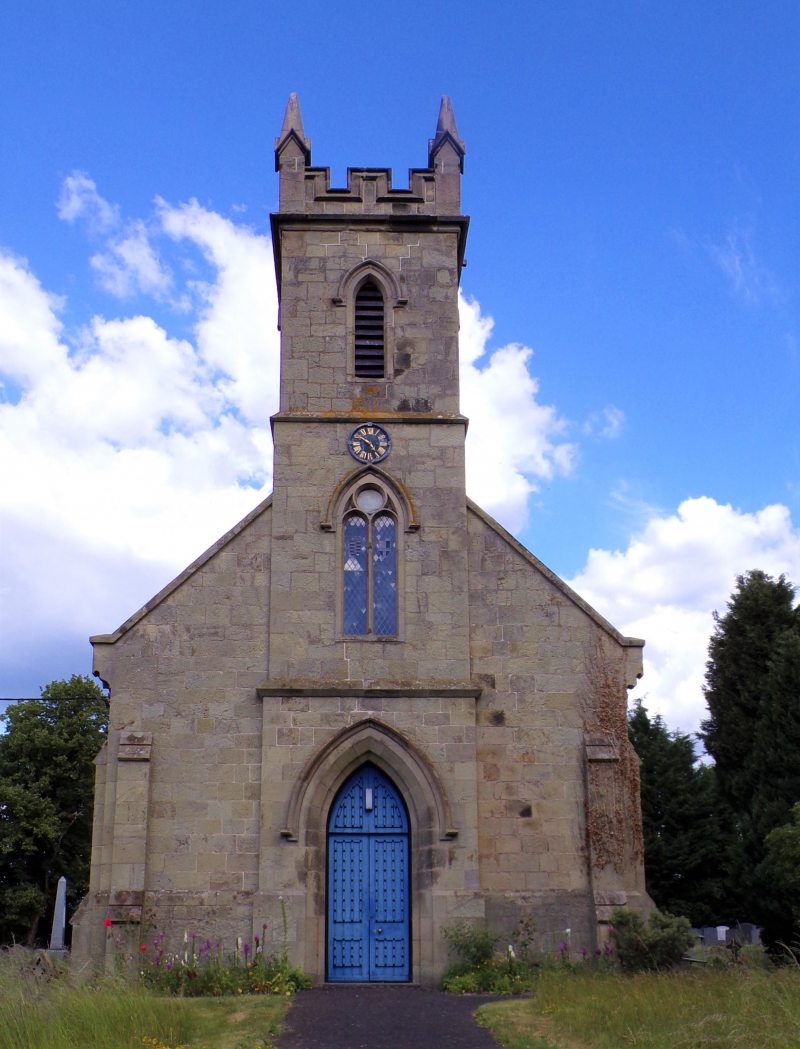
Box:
<box><xmin>347</xmin><ymin>424</ymin><xmax>391</xmax><ymax>464</ymax></box>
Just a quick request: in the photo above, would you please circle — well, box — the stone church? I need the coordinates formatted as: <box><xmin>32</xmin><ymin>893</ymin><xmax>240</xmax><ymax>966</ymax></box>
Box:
<box><xmin>72</xmin><ymin>97</ymin><xmax>650</xmax><ymax>985</ymax></box>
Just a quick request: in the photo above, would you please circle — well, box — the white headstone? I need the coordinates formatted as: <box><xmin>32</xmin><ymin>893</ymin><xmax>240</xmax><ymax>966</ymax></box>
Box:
<box><xmin>49</xmin><ymin>876</ymin><xmax>67</xmax><ymax>952</ymax></box>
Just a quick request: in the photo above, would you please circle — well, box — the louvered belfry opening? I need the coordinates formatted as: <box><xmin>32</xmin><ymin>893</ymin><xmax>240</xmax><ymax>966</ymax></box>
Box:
<box><xmin>354</xmin><ymin>280</ymin><xmax>385</xmax><ymax>378</ymax></box>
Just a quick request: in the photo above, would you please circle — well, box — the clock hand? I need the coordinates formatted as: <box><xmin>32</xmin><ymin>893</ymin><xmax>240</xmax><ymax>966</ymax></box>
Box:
<box><xmin>361</xmin><ymin>435</ymin><xmax>378</xmax><ymax>453</ymax></box>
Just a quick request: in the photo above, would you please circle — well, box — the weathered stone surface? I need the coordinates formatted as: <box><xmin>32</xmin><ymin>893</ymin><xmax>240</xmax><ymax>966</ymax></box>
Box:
<box><xmin>71</xmin><ymin>99</ymin><xmax>649</xmax><ymax>985</ymax></box>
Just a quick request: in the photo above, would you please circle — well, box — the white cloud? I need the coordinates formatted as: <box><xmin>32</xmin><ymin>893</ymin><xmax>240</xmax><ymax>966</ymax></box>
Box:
<box><xmin>709</xmin><ymin>224</ymin><xmax>780</xmax><ymax>304</ymax></box>
<box><xmin>16</xmin><ymin>173</ymin><xmax>794</xmax><ymax>729</ymax></box>
<box><xmin>56</xmin><ymin>172</ymin><xmax>119</xmax><ymax>233</ymax></box>
<box><xmin>91</xmin><ymin>221</ymin><xmax>172</xmax><ymax>298</ymax></box>
<box><xmin>582</xmin><ymin>404</ymin><xmax>625</xmax><ymax>440</ymax></box>
<box><xmin>569</xmin><ymin>497</ymin><xmax>800</xmax><ymax>734</ymax></box>
<box><xmin>601</xmin><ymin>405</ymin><xmax>625</xmax><ymax>439</ymax></box>
<box><xmin>459</xmin><ymin>291</ymin><xmax>575</xmax><ymax>533</ymax></box>
<box><xmin>0</xmin><ymin>197</ymin><xmax>279</xmax><ymax>691</ymax></box>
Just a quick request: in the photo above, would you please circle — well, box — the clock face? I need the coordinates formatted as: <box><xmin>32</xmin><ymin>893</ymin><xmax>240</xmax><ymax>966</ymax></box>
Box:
<box><xmin>348</xmin><ymin>424</ymin><xmax>391</xmax><ymax>464</ymax></box>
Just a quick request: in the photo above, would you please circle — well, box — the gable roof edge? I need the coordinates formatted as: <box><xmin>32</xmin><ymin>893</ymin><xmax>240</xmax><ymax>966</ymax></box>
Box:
<box><xmin>91</xmin><ymin>494</ymin><xmax>273</xmax><ymax>646</ymax></box>
<box><xmin>466</xmin><ymin>497</ymin><xmax>644</xmax><ymax>649</ymax></box>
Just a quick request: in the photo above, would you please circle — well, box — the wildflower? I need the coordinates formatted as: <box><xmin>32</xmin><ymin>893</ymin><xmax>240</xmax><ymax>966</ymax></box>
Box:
<box><xmin>244</xmin><ymin>943</ymin><xmax>250</xmax><ymax>956</ymax></box>
<box><xmin>506</xmin><ymin>945</ymin><xmax>515</xmax><ymax>959</ymax></box>
<box><xmin>166</xmin><ymin>962</ymin><xmax>172</xmax><ymax>971</ymax></box>
<box><xmin>582</xmin><ymin>946</ymin><xmax>587</xmax><ymax>958</ymax></box>
<box><xmin>254</xmin><ymin>935</ymin><xmax>260</xmax><ymax>947</ymax></box>
<box><xmin>559</xmin><ymin>942</ymin><xmax>568</xmax><ymax>953</ymax></box>
<box><xmin>115</xmin><ymin>936</ymin><xmax>123</xmax><ymax>947</ymax></box>
<box><xmin>594</xmin><ymin>948</ymin><xmax>602</xmax><ymax>956</ymax></box>
<box><xmin>103</xmin><ymin>918</ymin><xmax>113</xmax><ymax>928</ymax></box>
<box><xmin>608</xmin><ymin>925</ymin><xmax>614</xmax><ymax>934</ymax></box>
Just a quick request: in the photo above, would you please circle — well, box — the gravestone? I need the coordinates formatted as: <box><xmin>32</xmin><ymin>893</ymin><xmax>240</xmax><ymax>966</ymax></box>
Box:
<box><xmin>49</xmin><ymin>875</ymin><xmax>67</xmax><ymax>954</ymax></box>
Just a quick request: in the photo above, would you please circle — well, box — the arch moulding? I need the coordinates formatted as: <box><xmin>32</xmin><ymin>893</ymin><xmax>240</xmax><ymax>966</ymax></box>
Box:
<box><xmin>332</xmin><ymin>259</ymin><xmax>407</xmax><ymax>307</ymax></box>
<box><xmin>279</xmin><ymin>717</ymin><xmax>457</xmax><ymax>842</ymax></box>
<box><xmin>321</xmin><ymin>465</ymin><xmax>419</xmax><ymax>532</ymax></box>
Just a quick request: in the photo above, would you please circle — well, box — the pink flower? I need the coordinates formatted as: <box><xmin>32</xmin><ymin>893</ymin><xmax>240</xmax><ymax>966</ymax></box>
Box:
<box><xmin>103</xmin><ymin>918</ymin><xmax>113</xmax><ymax>928</ymax></box>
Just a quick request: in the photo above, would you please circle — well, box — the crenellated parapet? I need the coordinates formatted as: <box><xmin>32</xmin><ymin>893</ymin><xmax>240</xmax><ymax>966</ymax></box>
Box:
<box><xmin>275</xmin><ymin>94</ymin><xmax>465</xmax><ymax>216</ymax></box>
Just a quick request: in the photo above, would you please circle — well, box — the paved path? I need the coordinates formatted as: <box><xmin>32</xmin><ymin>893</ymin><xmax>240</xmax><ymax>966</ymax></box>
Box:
<box><xmin>274</xmin><ymin>985</ymin><xmax>502</xmax><ymax>1049</ymax></box>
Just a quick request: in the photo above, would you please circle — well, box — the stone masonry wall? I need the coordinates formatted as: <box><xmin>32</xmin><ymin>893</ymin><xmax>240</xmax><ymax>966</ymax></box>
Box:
<box><xmin>467</xmin><ymin>505</ymin><xmax>646</xmax><ymax>953</ymax></box>
<box><xmin>72</xmin><ymin>503</ymin><xmax>272</xmax><ymax>969</ymax></box>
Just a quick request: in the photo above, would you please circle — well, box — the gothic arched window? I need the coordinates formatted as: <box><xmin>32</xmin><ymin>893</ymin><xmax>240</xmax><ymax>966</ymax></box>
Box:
<box><xmin>353</xmin><ymin>280</ymin><xmax>385</xmax><ymax>378</ymax></box>
<box><xmin>342</xmin><ymin>485</ymin><xmax>398</xmax><ymax>637</ymax></box>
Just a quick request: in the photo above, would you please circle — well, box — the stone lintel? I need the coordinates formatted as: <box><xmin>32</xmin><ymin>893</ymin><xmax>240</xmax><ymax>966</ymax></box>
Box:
<box><xmin>585</xmin><ymin>742</ymin><xmax>620</xmax><ymax>762</ymax></box>
<box><xmin>594</xmin><ymin>890</ymin><xmax>627</xmax><ymax>907</ymax></box>
<box><xmin>118</xmin><ymin>732</ymin><xmax>153</xmax><ymax>761</ymax></box>
<box><xmin>106</xmin><ymin>889</ymin><xmax>144</xmax><ymax>924</ymax></box>
<box><xmin>257</xmin><ymin>684</ymin><xmax>482</xmax><ymax>700</ymax></box>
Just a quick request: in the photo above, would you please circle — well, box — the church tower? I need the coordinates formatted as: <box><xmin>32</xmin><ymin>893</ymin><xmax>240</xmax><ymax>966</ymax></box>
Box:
<box><xmin>73</xmin><ymin>98</ymin><xmax>650</xmax><ymax>987</ymax></box>
<box><xmin>268</xmin><ymin>93</ymin><xmax>470</xmax><ymax>684</ymax></box>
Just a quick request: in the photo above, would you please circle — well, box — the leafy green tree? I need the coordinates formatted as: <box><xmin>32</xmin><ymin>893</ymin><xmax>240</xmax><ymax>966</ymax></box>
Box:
<box><xmin>629</xmin><ymin>701</ymin><xmax>727</xmax><ymax>926</ymax></box>
<box><xmin>0</xmin><ymin>675</ymin><xmax>108</xmax><ymax>945</ymax></box>
<box><xmin>749</xmin><ymin>633</ymin><xmax>800</xmax><ymax>948</ymax></box>
<box><xmin>759</xmin><ymin>801</ymin><xmax>800</xmax><ymax>949</ymax></box>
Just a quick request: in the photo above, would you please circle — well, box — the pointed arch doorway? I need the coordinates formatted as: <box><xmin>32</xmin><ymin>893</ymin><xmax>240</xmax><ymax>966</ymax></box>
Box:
<box><xmin>327</xmin><ymin>765</ymin><xmax>410</xmax><ymax>982</ymax></box>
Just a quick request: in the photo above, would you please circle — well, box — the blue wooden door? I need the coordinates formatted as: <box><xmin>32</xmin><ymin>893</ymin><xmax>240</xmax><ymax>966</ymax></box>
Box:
<box><xmin>327</xmin><ymin>766</ymin><xmax>410</xmax><ymax>982</ymax></box>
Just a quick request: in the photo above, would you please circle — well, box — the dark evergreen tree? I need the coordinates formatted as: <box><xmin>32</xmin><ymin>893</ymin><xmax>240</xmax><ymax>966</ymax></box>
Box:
<box><xmin>0</xmin><ymin>675</ymin><xmax>108</xmax><ymax>945</ymax></box>
<box><xmin>750</xmin><ymin>632</ymin><xmax>800</xmax><ymax>948</ymax></box>
<box><xmin>700</xmin><ymin>570</ymin><xmax>800</xmax><ymax>949</ymax></box>
<box><xmin>629</xmin><ymin>701</ymin><xmax>727</xmax><ymax>926</ymax></box>
<box><xmin>701</xmin><ymin>570</ymin><xmax>798</xmax><ymax>815</ymax></box>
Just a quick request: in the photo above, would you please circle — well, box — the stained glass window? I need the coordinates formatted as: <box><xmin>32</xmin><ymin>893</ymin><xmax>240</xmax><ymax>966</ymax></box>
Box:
<box><xmin>343</xmin><ymin>514</ymin><xmax>368</xmax><ymax>635</ymax></box>
<box><xmin>342</xmin><ymin>497</ymin><xmax>399</xmax><ymax>638</ymax></box>
<box><xmin>372</xmin><ymin>515</ymin><xmax>397</xmax><ymax>636</ymax></box>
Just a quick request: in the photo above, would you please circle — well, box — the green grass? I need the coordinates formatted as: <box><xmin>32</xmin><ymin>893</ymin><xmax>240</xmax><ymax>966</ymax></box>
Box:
<box><xmin>476</xmin><ymin>968</ymin><xmax>800</xmax><ymax>1049</ymax></box>
<box><xmin>0</xmin><ymin>952</ymin><xmax>288</xmax><ymax>1049</ymax></box>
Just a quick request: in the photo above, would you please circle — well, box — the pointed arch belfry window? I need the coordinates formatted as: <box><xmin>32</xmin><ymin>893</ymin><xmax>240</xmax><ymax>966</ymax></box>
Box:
<box><xmin>354</xmin><ymin>280</ymin><xmax>385</xmax><ymax>378</ymax></box>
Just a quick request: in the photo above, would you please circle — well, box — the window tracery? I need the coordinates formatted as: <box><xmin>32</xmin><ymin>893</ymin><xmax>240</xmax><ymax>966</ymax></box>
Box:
<box><xmin>340</xmin><ymin>481</ymin><xmax>400</xmax><ymax>638</ymax></box>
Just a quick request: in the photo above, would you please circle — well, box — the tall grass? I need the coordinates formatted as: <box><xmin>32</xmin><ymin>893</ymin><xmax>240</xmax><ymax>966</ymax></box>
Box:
<box><xmin>477</xmin><ymin>968</ymin><xmax>800</xmax><ymax>1049</ymax></box>
<box><xmin>0</xmin><ymin>950</ymin><xmax>285</xmax><ymax>1049</ymax></box>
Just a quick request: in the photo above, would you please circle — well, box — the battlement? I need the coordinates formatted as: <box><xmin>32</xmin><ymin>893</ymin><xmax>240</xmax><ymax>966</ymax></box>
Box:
<box><xmin>275</xmin><ymin>94</ymin><xmax>465</xmax><ymax>216</ymax></box>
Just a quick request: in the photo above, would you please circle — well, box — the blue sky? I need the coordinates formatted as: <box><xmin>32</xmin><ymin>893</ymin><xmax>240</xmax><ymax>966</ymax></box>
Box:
<box><xmin>1</xmin><ymin>0</ymin><xmax>798</xmax><ymax>730</ymax></box>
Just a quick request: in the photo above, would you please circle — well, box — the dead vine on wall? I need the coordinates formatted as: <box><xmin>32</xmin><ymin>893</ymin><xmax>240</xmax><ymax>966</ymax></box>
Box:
<box><xmin>583</xmin><ymin>644</ymin><xmax>644</xmax><ymax>873</ymax></box>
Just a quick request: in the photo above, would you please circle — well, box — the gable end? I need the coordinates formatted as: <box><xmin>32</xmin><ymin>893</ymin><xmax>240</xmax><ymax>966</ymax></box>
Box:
<box><xmin>466</xmin><ymin>497</ymin><xmax>644</xmax><ymax>651</ymax></box>
<box><xmin>90</xmin><ymin>495</ymin><xmax>273</xmax><ymax>645</ymax></box>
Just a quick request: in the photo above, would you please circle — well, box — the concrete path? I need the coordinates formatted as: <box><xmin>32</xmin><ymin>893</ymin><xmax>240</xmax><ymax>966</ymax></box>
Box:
<box><xmin>274</xmin><ymin>985</ymin><xmax>502</xmax><ymax>1049</ymax></box>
